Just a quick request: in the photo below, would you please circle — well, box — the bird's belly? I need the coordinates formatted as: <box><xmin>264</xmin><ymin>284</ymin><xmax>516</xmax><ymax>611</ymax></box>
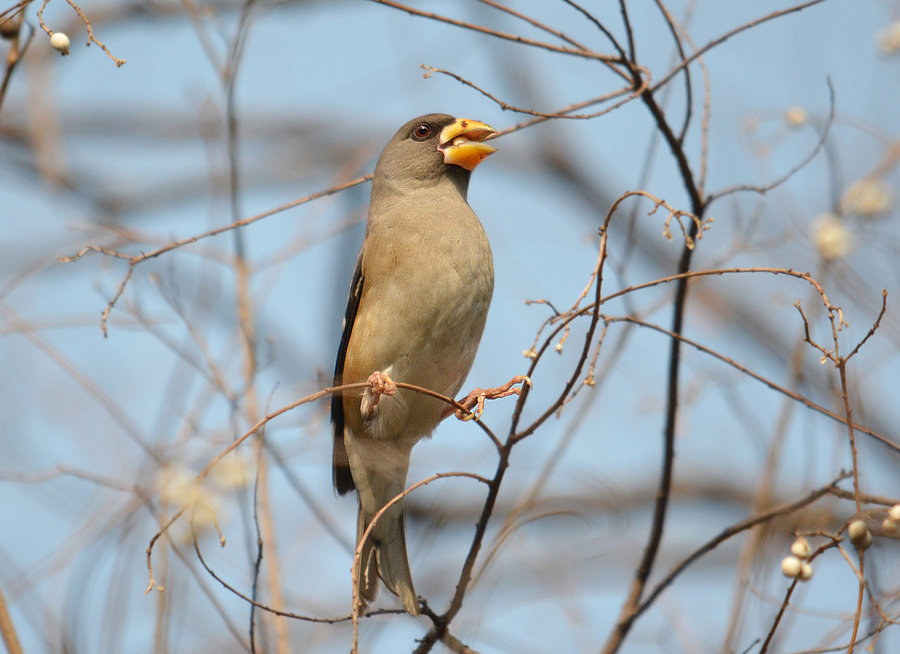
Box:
<box><xmin>345</xmin><ymin>253</ymin><xmax>492</xmax><ymax>441</ymax></box>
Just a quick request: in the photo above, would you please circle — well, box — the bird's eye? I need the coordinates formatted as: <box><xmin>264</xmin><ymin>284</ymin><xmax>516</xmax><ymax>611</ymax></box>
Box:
<box><xmin>412</xmin><ymin>123</ymin><xmax>432</xmax><ymax>140</ymax></box>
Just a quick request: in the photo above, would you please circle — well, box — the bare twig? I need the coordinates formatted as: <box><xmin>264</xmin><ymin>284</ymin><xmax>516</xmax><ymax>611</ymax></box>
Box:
<box><xmin>0</xmin><ymin>586</ymin><xmax>23</xmax><ymax>654</ymax></box>
<box><xmin>563</xmin><ymin>0</ymin><xmax>629</xmax><ymax>62</ymax></box>
<box><xmin>474</xmin><ymin>0</ymin><xmax>590</xmax><ymax>52</ymax></box>
<box><xmin>759</xmin><ymin>579</ymin><xmax>800</xmax><ymax>653</ymax></box>
<box><xmin>708</xmin><ymin>79</ymin><xmax>835</xmax><ymax>203</ymax></box>
<box><xmin>146</xmin><ymin>380</ymin><xmax>499</xmax><ymax>593</ymax></box>
<box><xmin>652</xmin><ymin>0</ymin><xmax>830</xmax><ymax>93</ymax></box>
<box><xmin>651</xmin><ymin>0</ymin><xmax>694</xmax><ymax>146</ymax></box>
<box><xmin>59</xmin><ymin>175</ymin><xmax>372</xmax><ymax>336</ymax></box>
<box><xmin>193</xmin><ymin>532</ymin><xmax>366</xmax><ymax>624</ymax></box>
<box><xmin>351</xmin><ymin>471</ymin><xmax>491</xmax><ymax>652</ymax></box>
<box><xmin>0</xmin><ymin>6</ymin><xmax>33</xmax><ymax>114</ymax></box>
<box><xmin>611</xmin><ymin>312</ymin><xmax>894</xmax><ymax>451</ymax></box>
<box><xmin>367</xmin><ymin>0</ymin><xmax>626</xmax><ymax>68</ymax></box>
<box><xmin>637</xmin><ymin>474</ymin><xmax>850</xmax><ymax>616</ymax></box>
<box><xmin>37</xmin><ymin>0</ymin><xmax>126</xmax><ymax>66</ymax></box>
<box><xmin>421</xmin><ymin>64</ymin><xmax>645</xmax><ymax>120</ymax></box>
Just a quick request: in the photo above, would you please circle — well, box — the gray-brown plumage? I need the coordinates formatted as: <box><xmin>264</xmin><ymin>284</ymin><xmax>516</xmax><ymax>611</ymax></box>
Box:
<box><xmin>331</xmin><ymin>114</ymin><xmax>496</xmax><ymax>615</ymax></box>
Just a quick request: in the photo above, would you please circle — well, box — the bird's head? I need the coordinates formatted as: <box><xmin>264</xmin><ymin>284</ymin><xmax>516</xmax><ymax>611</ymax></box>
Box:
<box><xmin>373</xmin><ymin>114</ymin><xmax>497</xmax><ymax>193</ymax></box>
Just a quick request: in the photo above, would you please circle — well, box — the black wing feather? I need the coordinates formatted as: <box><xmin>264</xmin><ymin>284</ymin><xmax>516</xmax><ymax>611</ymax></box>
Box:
<box><xmin>332</xmin><ymin>253</ymin><xmax>364</xmax><ymax>495</ymax></box>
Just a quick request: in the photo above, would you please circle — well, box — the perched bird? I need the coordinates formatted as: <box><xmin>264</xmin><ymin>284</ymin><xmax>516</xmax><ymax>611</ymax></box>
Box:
<box><xmin>331</xmin><ymin>114</ymin><xmax>497</xmax><ymax>615</ymax></box>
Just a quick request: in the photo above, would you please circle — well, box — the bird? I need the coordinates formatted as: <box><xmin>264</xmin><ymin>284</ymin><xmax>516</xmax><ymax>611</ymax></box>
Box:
<box><xmin>331</xmin><ymin>113</ymin><xmax>497</xmax><ymax>615</ymax></box>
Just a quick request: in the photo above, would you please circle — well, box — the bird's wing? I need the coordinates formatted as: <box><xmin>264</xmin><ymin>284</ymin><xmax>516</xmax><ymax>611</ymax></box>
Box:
<box><xmin>332</xmin><ymin>251</ymin><xmax>364</xmax><ymax>495</ymax></box>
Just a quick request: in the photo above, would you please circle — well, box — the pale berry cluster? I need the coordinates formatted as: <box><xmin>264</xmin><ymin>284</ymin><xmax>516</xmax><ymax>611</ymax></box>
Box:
<box><xmin>782</xmin><ymin>506</ymin><xmax>900</xmax><ymax>582</ymax></box>
<box><xmin>781</xmin><ymin>537</ymin><xmax>813</xmax><ymax>582</ymax></box>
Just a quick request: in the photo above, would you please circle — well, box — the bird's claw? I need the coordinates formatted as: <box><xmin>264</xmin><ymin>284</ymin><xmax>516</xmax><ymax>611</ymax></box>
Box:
<box><xmin>360</xmin><ymin>371</ymin><xmax>396</xmax><ymax>421</ymax></box>
<box><xmin>450</xmin><ymin>375</ymin><xmax>532</xmax><ymax>421</ymax></box>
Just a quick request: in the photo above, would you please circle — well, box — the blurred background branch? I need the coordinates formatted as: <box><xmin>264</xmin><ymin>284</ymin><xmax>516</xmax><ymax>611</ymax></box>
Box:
<box><xmin>1</xmin><ymin>1</ymin><xmax>899</xmax><ymax>653</ymax></box>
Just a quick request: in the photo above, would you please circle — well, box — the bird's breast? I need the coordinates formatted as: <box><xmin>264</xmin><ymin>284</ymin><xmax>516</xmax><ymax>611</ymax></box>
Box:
<box><xmin>344</xmin><ymin>197</ymin><xmax>494</xmax><ymax>440</ymax></box>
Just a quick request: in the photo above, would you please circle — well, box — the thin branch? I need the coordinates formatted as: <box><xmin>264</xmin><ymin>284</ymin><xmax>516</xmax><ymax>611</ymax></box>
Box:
<box><xmin>0</xmin><ymin>464</ymin><xmax>134</xmax><ymax>491</ymax></box>
<box><xmin>616</xmin><ymin>0</ymin><xmax>636</xmax><ymax>62</ymax></box>
<box><xmin>351</xmin><ymin>471</ymin><xmax>491</xmax><ymax>652</ymax></box>
<box><xmin>562</xmin><ymin>0</ymin><xmax>629</xmax><ymax>62</ymax></box>
<box><xmin>58</xmin><ymin>174</ymin><xmax>372</xmax><ymax>336</ymax></box>
<box><xmin>0</xmin><ymin>586</ymin><xmax>23</xmax><ymax>654</ymax></box>
<box><xmin>474</xmin><ymin>0</ymin><xmax>590</xmax><ymax>52</ymax></box>
<box><xmin>759</xmin><ymin>579</ymin><xmax>800</xmax><ymax>653</ymax></box>
<box><xmin>708</xmin><ymin>79</ymin><xmax>835</xmax><ymax>203</ymax></box>
<box><xmin>367</xmin><ymin>0</ymin><xmax>626</xmax><ymax>66</ymax></box>
<box><xmin>413</xmin><ymin>146</ymin><xmax>619</xmax><ymax>654</ymax></box>
<box><xmin>846</xmin><ymin>552</ymin><xmax>865</xmax><ymax>654</ymax></box>
<box><xmin>637</xmin><ymin>473</ymin><xmax>850</xmax><ymax>616</ymax></box>
<box><xmin>249</xmin><ymin>432</ymin><xmax>265</xmax><ymax>652</ymax></box>
<box><xmin>421</xmin><ymin>65</ymin><xmax>644</xmax><ymax>120</ymax></box>
<box><xmin>652</xmin><ymin>0</ymin><xmax>829</xmax><ymax>93</ymax></box>
<box><xmin>0</xmin><ymin>305</ymin><xmax>158</xmax><ymax>459</ymax></box>
<box><xmin>192</xmin><ymin>532</ymin><xmax>366</xmax><ymax>624</ymax></box>
<box><xmin>38</xmin><ymin>0</ymin><xmax>126</xmax><ymax>66</ymax></box>
<box><xmin>651</xmin><ymin>0</ymin><xmax>693</xmax><ymax>146</ymax></box>
<box><xmin>145</xmin><ymin>380</ymin><xmax>501</xmax><ymax>592</ymax></box>
<box><xmin>600</xmin><ymin>88</ymin><xmax>707</xmax><ymax>647</ymax></box>
<box><xmin>611</xmin><ymin>313</ymin><xmax>895</xmax><ymax>452</ymax></box>
<box><xmin>0</xmin><ymin>10</ymin><xmax>33</xmax><ymax>115</ymax></box>
<box><xmin>844</xmin><ymin>289</ymin><xmax>888</xmax><ymax>361</ymax></box>
<box><xmin>412</xmin><ymin>453</ymin><xmax>514</xmax><ymax>653</ymax></box>
<box><xmin>510</xmin><ymin>190</ymin><xmax>616</xmax><ymax>442</ymax></box>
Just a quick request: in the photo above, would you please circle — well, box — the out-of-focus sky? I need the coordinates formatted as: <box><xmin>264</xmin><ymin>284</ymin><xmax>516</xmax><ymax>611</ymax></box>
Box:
<box><xmin>1</xmin><ymin>1</ymin><xmax>899</xmax><ymax>652</ymax></box>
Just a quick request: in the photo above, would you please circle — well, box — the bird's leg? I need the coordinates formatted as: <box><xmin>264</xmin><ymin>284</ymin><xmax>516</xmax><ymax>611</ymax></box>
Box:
<box><xmin>360</xmin><ymin>371</ymin><xmax>397</xmax><ymax>421</ymax></box>
<box><xmin>445</xmin><ymin>375</ymin><xmax>532</xmax><ymax>421</ymax></box>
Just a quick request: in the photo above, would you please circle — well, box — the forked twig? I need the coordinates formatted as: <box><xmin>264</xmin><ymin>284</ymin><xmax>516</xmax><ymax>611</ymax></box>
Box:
<box><xmin>59</xmin><ymin>175</ymin><xmax>372</xmax><ymax>336</ymax></box>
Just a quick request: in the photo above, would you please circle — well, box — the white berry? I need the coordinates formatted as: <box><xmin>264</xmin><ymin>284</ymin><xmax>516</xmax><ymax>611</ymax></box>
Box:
<box><xmin>799</xmin><ymin>561</ymin><xmax>813</xmax><ymax>581</ymax></box>
<box><xmin>882</xmin><ymin>518</ymin><xmax>898</xmax><ymax>536</ymax></box>
<box><xmin>889</xmin><ymin>504</ymin><xmax>900</xmax><ymax>523</ymax></box>
<box><xmin>790</xmin><ymin>537</ymin><xmax>811</xmax><ymax>559</ymax></box>
<box><xmin>848</xmin><ymin>519</ymin><xmax>872</xmax><ymax>551</ymax></box>
<box><xmin>848</xmin><ymin>519</ymin><xmax>867</xmax><ymax>539</ymax></box>
<box><xmin>781</xmin><ymin>555</ymin><xmax>802</xmax><ymax>578</ymax></box>
<box><xmin>50</xmin><ymin>32</ymin><xmax>70</xmax><ymax>55</ymax></box>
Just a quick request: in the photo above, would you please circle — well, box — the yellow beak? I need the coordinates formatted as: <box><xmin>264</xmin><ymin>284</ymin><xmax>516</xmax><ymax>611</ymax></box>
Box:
<box><xmin>438</xmin><ymin>118</ymin><xmax>497</xmax><ymax>171</ymax></box>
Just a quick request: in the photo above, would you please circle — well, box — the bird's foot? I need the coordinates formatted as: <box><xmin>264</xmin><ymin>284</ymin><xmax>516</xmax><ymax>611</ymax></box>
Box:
<box><xmin>447</xmin><ymin>375</ymin><xmax>532</xmax><ymax>421</ymax></box>
<box><xmin>360</xmin><ymin>371</ymin><xmax>397</xmax><ymax>421</ymax></box>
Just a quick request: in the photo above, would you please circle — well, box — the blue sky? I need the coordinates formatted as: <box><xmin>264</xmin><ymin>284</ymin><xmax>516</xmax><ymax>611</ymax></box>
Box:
<box><xmin>2</xmin><ymin>1</ymin><xmax>899</xmax><ymax>652</ymax></box>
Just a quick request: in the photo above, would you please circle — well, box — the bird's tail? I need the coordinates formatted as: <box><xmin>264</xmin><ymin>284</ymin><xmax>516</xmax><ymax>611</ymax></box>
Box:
<box><xmin>345</xmin><ymin>431</ymin><xmax>419</xmax><ymax>615</ymax></box>
<box><xmin>356</xmin><ymin>498</ymin><xmax>418</xmax><ymax>615</ymax></box>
